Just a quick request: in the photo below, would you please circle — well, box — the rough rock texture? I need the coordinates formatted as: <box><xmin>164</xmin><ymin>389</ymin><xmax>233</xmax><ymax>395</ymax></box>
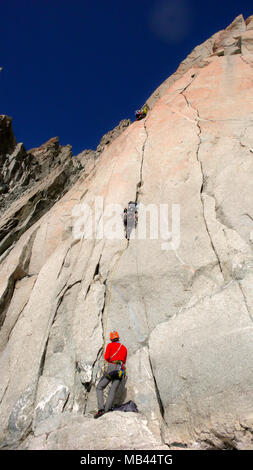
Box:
<box><xmin>1</xmin><ymin>15</ymin><xmax>253</xmax><ymax>450</ymax></box>
<box><xmin>0</xmin><ymin>118</ymin><xmax>131</xmax><ymax>262</ymax></box>
<box><xmin>0</xmin><ymin>126</ymin><xmax>85</xmax><ymax>262</ymax></box>
<box><xmin>18</xmin><ymin>412</ymin><xmax>167</xmax><ymax>450</ymax></box>
<box><xmin>0</xmin><ymin>127</ymin><xmax>78</xmax><ymax>215</ymax></box>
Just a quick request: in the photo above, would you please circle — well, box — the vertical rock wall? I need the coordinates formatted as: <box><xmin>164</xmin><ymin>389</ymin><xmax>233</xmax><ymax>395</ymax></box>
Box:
<box><xmin>0</xmin><ymin>14</ymin><xmax>253</xmax><ymax>450</ymax></box>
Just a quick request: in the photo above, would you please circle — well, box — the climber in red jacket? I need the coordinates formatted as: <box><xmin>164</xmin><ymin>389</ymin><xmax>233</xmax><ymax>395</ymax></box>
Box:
<box><xmin>94</xmin><ymin>330</ymin><xmax>127</xmax><ymax>419</ymax></box>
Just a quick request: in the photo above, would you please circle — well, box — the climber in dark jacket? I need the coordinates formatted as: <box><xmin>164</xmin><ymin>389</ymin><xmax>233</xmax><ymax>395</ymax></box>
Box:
<box><xmin>94</xmin><ymin>330</ymin><xmax>127</xmax><ymax>419</ymax></box>
<box><xmin>123</xmin><ymin>201</ymin><xmax>138</xmax><ymax>240</ymax></box>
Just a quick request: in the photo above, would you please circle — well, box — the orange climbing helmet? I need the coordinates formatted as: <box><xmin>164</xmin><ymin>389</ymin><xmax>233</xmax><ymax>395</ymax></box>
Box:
<box><xmin>110</xmin><ymin>330</ymin><xmax>120</xmax><ymax>341</ymax></box>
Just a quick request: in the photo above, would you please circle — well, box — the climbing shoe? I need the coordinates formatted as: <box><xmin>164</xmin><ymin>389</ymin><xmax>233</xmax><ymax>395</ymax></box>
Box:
<box><xmin>94</xmin><ymin>409</ymin><xmax>105</xmax><ymax>419</ymax></box>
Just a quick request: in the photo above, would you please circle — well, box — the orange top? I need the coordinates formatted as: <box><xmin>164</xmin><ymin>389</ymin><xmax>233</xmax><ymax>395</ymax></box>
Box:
<box><xmin>104</xmin><ymin>342</ymin><xmax>127</xmax><ymax>365</ymax></box>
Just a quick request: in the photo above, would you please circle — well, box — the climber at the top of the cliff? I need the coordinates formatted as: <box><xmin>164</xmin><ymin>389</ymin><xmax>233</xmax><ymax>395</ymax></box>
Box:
<box><xmin>123</xmin><ymin>201</ymin><xmax>138</xmax><ymax>240</ymax></box>
<box><xmin>135</xmin><ymin>105</ymin><xmax>148</xmax><ymax>121</ymax></box>
<box><xmin>94</xmin><ymin>330</ymin><xmax>127</xmax><ymax>419</ymax></box>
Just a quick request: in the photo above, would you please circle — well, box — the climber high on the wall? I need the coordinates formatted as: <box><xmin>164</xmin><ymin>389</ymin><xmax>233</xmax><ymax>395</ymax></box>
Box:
<box><xmin>123</xmin><ymin>201</ymin><xmax>138</xmax><ymax>240</ymax></box>
<box><xmin>94</xmin><ymin>330</ymin><xmax>128</xmax><ymax>419</ymax></box>
<box><xmin>135</xmin><ymin>104</ymin><xmax>148</xmax><ymax>121</ymax></box>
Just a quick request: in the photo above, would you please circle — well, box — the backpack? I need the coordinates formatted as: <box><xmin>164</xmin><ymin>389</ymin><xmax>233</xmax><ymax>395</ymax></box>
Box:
<box><xmin>112</xmin><ymin>400</ymin><xmax>139</xmax><ymax>413</ymax></box>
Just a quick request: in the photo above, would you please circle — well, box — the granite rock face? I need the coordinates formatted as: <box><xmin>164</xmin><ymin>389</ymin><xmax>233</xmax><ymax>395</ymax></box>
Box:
<box><xmin>146</xmin><ymin>14</ymin><xmax>253</xmax><ymax>108</ymax></box>
<box><xmin>1</xmin><ymin>15</ymin><xmax>253</xmax><ymax>450</ymax></box>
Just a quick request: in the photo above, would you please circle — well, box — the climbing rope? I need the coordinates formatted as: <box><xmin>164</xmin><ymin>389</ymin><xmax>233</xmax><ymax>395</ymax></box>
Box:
<box><xmin>102</xmin><ymin>238</ymin><xmax>128</xmax><ymax>353</ymax></box>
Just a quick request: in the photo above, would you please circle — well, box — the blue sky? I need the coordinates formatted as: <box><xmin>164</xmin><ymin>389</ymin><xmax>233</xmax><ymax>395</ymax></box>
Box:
<box><xmin>1</xmin><ymin>0</ymin><xmax>252</xmax><ymax>155</ymax></box>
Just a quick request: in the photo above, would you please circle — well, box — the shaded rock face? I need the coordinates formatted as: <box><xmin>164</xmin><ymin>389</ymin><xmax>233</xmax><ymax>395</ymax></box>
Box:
<box><xmin>0</xmin><ymin>131</ymin><xmax>83</xmax><ymax>262</ymax></box>
<box><xmin>0</xmin><ymin>124</ymin><xmax>75</xmax><ymax>214</ymax></box>
<box><xmin>1</xmin><ymin>14</ymin><xmax>253</xmax><ymax>450</ymax></box>
<box><xmin>0</xmin><ymin>115</ymin><xmax>17</xmax><ymax>155</ymax></box>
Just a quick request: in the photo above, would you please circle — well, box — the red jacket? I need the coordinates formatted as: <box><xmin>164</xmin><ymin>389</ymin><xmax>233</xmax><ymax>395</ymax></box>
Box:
<box><xmin>104</xmin><ymin>341</ymin><xmax>127</xmax><ymax>365</ymax></box>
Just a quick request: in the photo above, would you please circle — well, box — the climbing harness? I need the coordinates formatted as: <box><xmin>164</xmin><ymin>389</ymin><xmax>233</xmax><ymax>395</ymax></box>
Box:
<box><xmin>106</xmin><ymin>360</ymin><xmax>127</xmax><ymax>381</ymax></box>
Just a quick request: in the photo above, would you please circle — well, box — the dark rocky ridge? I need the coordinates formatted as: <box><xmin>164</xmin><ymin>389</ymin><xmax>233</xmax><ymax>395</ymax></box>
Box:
<box><xmin>0</xmin><ymin>116</ymin><xmax>131</xmax><ymax>259</ymax></box>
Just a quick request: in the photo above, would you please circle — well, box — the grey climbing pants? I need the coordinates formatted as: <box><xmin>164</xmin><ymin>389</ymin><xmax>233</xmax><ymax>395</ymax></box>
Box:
<box><xmin>96</xmin><ymin>363</ymin><xmax>121</xmax><ymax>412</ymax></box>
